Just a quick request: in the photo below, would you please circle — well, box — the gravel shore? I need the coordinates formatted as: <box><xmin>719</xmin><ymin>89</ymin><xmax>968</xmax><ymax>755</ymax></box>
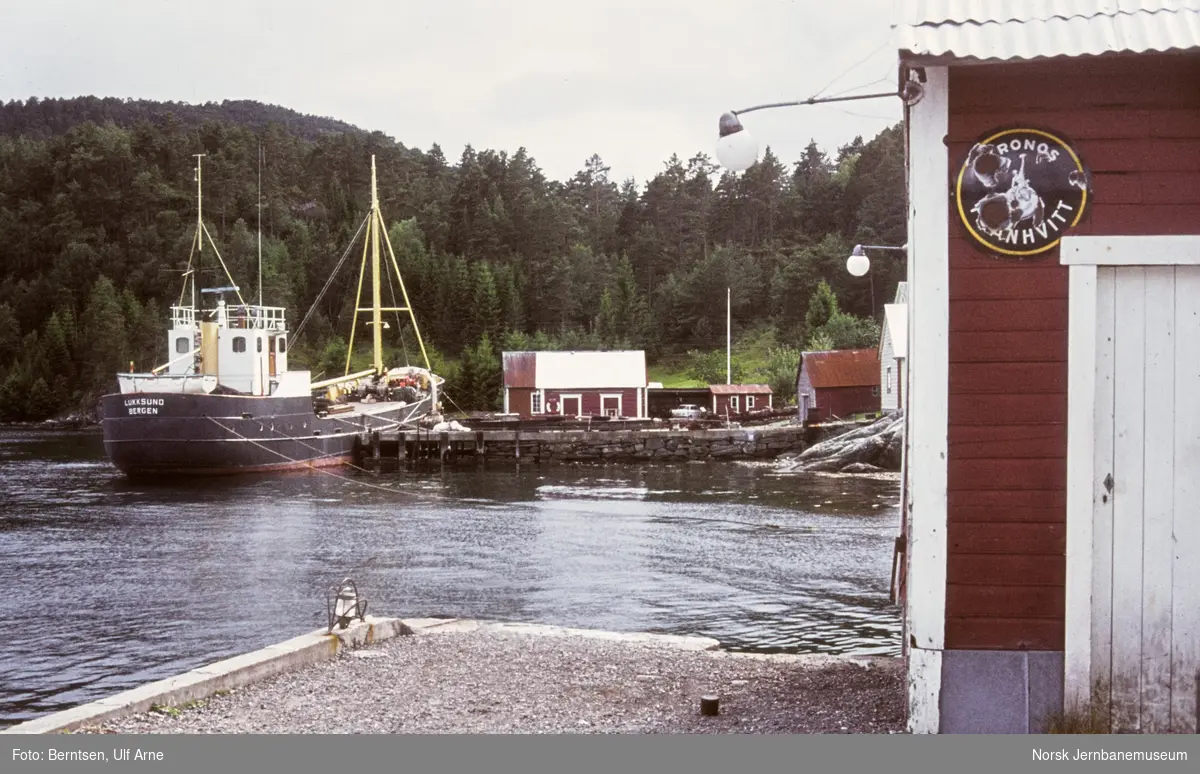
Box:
<box><xmin>82</xmin><ymin>622</ymin><xmax>906</xmax><ymax>734</ymax></box>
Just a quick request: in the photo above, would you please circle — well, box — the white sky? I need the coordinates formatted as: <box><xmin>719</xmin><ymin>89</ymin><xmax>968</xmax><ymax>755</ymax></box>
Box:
<box><xmin>0</xmin><ymin>0</ymin><xmax>902</xmax><ymax>185</ymax></box>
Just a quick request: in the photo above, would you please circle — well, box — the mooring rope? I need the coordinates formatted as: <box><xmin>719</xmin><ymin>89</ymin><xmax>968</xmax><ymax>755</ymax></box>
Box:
<box><xmin>326</xmin><ymin>413</ymin><xmax>396</xmax><ymax>431</ymax></box>
<box><xmin>394</xmin><ymin>400</ymin><xmax>430</xmax><ymax>426</ymax></box>
<box><xmin>258</xmin><ymin>412</ymin><xmax>452</xmax><ymax>486</ymax></box>
<box><xmin>203</xmin><ymin>415</ymin><xmax>433</xmax><ymax>499</ymax></box>
<box><xmin>326</xmin><ymin>399</ymin><xmax>426</xmax><ymax>431</ymax></box>
<box><xmin>259</xmin><ymin>420</ymin><xmax>387</xmax><ymax>479</ymax></box>
<box><xmin>441</xmin><ymin>391</ymin><xmax>467</xmax><ymax>416</ymax></box>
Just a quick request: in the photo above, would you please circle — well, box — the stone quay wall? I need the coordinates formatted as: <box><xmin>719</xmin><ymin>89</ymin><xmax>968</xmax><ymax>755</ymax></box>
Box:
<box><xmin>387</xmin><ymin>425</ymin><xmax>812</xmax><ymax>464</ymax></box>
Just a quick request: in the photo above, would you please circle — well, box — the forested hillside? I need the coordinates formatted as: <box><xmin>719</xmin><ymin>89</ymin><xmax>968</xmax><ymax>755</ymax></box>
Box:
<box><xmin>0</xmin><ymin>97</ymin><xmax>905</xmax><ymax>420</ymax></box>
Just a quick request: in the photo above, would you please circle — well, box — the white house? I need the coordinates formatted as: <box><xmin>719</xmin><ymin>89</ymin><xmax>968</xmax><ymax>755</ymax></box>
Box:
<box><xmin>502</xmin><ymin>350</ymin><xmax>648</xmax><ymax>418</ymax></box>
<box><xmin>879</xmin><ymin>282</ymin><xmax>908</xmax><ymax>413</ymax></box>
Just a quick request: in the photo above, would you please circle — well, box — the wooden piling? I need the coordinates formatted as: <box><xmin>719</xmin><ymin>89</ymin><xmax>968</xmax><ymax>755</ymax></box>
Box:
<box><xmin>370</xmin><ymin>431</ymin><xmax>381</xmax><ymax>475</ymax></box>
<box><xmin>440</xmin><ymin>432</ymin><xmax>449</xmax><ymax>466</ymax></box>
<box><xmin>514</xmin><ymin>430</ymin><xmax>520</xmax><ymax>461</ymax></box>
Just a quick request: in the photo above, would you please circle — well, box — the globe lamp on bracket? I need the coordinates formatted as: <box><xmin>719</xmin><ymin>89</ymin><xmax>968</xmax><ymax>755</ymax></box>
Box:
<box><xmin>846</xmin><ymin>244</ymin><xmax>871</xmax><ymax>277</ymax></box>
<box><xmin>715</xmin><ymin>112</ymin><xmax>758</xmax><ymax>172</ymax></box>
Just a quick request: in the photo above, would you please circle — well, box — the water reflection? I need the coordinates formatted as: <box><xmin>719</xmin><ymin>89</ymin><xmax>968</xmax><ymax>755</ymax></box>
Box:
<box><xmin>0</xmin><ymin>429</ymin><xmax>901</xmax><ymax>726</ymax></box>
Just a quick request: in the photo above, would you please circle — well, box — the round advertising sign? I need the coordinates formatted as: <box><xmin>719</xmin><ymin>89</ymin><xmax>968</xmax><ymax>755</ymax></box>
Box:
<box><xmin>954</xmin><ymin>128</ymin><xmax>1090</xmax><ymax>257</ymax></box>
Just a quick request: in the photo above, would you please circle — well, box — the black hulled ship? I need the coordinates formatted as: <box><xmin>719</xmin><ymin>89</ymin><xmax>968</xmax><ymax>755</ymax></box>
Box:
<box><xmin>102</xmin><ymin>155</ymin><xmax>443</xmax><ymax>477</ymax></box>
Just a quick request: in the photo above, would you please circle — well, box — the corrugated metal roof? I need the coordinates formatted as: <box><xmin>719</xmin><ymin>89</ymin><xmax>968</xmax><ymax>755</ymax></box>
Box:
<box><xmin>801</xmin><ymin>349</ymin><xmax>881</xmax><ymax>389</ymax></box>
<box><xmin>901</xmin><ymin>0</ymin><xmax>1196</xmax><ymax>26</ymax></box>
<box><xmin>897</xmin><ymin>0</ymin><xmax>1200</xmax><ymax>61</ymax></box>
<box><xmin>709</xmin><ymin>384</ymin><xmax>773</xmax><ymax>395</ymax></box>
<box><xmin>502</xmin><ymin>351</ymin><xmax>537</xmax><ymax>388</ymax></box>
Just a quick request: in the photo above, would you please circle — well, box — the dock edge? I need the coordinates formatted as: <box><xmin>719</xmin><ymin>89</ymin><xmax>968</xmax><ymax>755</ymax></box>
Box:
<box><xmin>0</xmin><ymin>616</ymin><xmax>412</xmax><ymax>735</ymax></box>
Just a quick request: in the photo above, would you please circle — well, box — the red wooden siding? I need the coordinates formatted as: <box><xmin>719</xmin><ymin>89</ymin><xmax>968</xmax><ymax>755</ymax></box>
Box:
<box><xmin>797</xmin><ymin>349</ymin><xmax>880</xmax><ymax>421</ymax></box>
<box><xmin>944</xmin><ymin>53</ymin><xmax>1200</xmax><ymax>651</ymax></box>
<box><xmin>713</xmin><ymin>395</ymin><xmax>746</xmax><ymax>415</ymax></box>
<box><xmin>507</xmin><ymin>387</ymin><xmax>533</xmax><ymax>417</ymax></box>
<box><xmin>543</xmin><ymin>388</ymin><xmax>640</xmax><ymax>417</ymax></box>
<box><xmin>712</xmin><ymin>391</ymin><xmax>772</xmax><ymax>416</ymax></box>
<box><xmin>813</xmin><ymin>385</ymin><xmax>879</xmax><ymax>421</ymax></box>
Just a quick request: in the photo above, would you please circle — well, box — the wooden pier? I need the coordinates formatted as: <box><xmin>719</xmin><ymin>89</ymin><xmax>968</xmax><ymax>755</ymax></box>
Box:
<box><xmin>354</xmin><ymin>424</ymin><xmax>811</xmax><ymax>470</ymax></box>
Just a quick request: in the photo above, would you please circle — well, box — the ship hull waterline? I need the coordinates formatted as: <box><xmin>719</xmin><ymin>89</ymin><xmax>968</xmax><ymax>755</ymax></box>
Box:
<box><xmin>101</xmin><ymin>391</ymin><xmax>432</xmax><ymax>478</ymax></box>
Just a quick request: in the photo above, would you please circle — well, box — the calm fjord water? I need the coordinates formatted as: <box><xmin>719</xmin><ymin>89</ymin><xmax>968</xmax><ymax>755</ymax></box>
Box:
<box><xmin>0</xmin><ymin>428</ymin><xmax>901</xmax><ymax>727</ymax></box>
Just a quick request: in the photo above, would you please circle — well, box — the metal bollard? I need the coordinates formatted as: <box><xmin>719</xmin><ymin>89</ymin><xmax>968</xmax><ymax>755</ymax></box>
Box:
<box><xmin>326</xmin><ymin>578</ymin><xmax>368</xmax><ymax>632</ymax></box>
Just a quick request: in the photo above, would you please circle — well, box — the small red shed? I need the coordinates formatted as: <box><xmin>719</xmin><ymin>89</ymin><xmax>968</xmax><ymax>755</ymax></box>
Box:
<box><xmin>795</xmin><ymin>348</ymin><xmax>881</xmax><ymax>422</ymax></box>
<box><xmin>898</xmin><ymin>1</ymin><xmax>1200</xmax><ymax>735</ymax></box>
<box><xmin>707</xmin><ymin>384</ymin><xmax>773</xmax><ymax>416</ymax></box>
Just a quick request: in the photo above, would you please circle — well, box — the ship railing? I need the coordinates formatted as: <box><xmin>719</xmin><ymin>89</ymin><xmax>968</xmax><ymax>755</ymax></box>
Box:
<box><xmin>171</xmin><ymin>304</ymin><xmax>286</xmax><ymax>331</ymax></box>
<box><xmin>170</xmin><ymin>305</ymin><xmax>197</xmax><ymax>328</ymax></box>
<box><xmin>225</xmin><ymin>305</ymin><xmax>288</xmax><ymax>331</ymax></box>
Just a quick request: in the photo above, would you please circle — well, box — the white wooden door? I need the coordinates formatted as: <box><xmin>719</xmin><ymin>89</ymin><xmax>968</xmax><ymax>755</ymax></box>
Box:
<box><xmin>1064</xmin><ymin>237</ymin><xmax>1200</xmax><ymax>734</ymax></box>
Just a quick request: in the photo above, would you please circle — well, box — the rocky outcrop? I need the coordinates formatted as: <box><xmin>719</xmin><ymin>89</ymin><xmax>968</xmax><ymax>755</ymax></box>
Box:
<box><xmin>776</xmin><ymin>412</ymin><xmax>904</xmax><ymax>473</ymax></box>
<box><xmin>0</xmin><ymin>410</ymin><xmax>99</xmax><ymax>430</ymax></box>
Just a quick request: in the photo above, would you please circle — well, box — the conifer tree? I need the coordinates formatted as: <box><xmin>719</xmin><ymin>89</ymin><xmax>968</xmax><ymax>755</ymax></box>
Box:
<box><xmin>804</xmin><ymin>280</ymin><xmax>839</xmax><ymax>334</ymax></box>
<box><xmin>470</xmin><ymin>262</ymin><xmax>502</xmax><ymax>350</ymax></box>
<box><xmin>80</xmin><ymin>276</ymin><xmax>127</xmax><ymax>389</ymax></box>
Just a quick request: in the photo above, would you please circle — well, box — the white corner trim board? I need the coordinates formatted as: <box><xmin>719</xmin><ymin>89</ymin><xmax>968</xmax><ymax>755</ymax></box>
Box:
<box><xmin>1060</xmin><ymin>235</ymin><xmax>1200</xmax><ymax>266</ymax></box>
<box><xmin>1063</xmin><ymin>263</ymin><xmax>1098</xmax><ymax>708</ymax></box>
<box><xmin>908</xmin><ymin>647</ymin><xmax>943</xmax><ymax>734</ymax></box>
<box><xmin>906</xmin><ymin>64</ymin><xmax>949</xmax><ymax>656</ymax></box>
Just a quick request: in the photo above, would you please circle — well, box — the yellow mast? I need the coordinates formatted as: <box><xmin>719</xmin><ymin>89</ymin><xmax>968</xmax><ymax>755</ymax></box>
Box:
<box><xmin>347</xmin><ymin>154</ymin><xmax>434</xmax><ymax>377</ymax></box>
<box><xmin>370</xmin><ymin>156</ymin><xmax>384</xmax><ymax>375</ymax></box>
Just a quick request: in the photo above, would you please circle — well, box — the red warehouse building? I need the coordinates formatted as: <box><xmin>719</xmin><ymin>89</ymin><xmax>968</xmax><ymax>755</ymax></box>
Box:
<box><xmin>897</xmin><ymin>2</ymin><xmax>1200</xmax><ymax>734</ymax></box>
<box><xmin>502</xmin><ymin>350</ymin><xmax>647</xmax><ymax>418</ymax></box>
<box><xmin>795</xmin><ymin>348</ymin><xmax>881</xmax><ymax>422</ymax></box>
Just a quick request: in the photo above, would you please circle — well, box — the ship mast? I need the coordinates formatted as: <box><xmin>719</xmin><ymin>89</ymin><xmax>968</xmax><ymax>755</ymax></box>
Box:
<box><xmin>370</xmin><ymin>156</ymin><xmax>384</xmax><ymax>375</ymax></box>
<box><xmin>257</xmin><ymin>143</ymin><xmax>264</xmax><ymax>309</ymax></box>
<box><xmin>193</xmin><ymin>153</ymin><xmax>204</xmax><ymax>312</ymax></box>
<box><xmin>339</xmin><ymin>154</ymin><xmax>434</xmax><ymax>382</ymax></box>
